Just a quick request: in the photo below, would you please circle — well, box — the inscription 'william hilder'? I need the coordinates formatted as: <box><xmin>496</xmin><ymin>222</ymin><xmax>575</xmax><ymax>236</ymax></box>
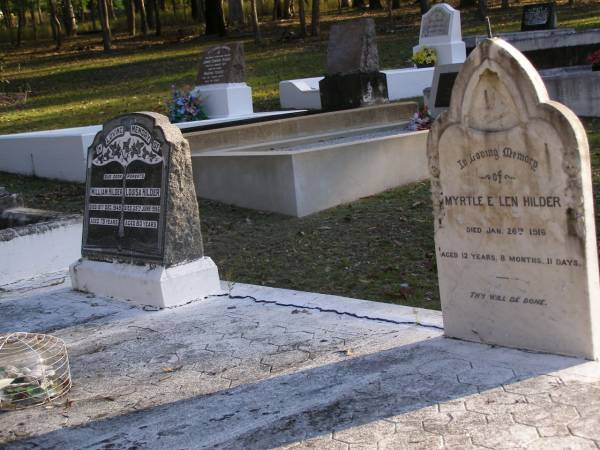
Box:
<box><xmin>444</xmin><ymin>195</ymin><xmax>561</xmax><ymax>208</ymax></box>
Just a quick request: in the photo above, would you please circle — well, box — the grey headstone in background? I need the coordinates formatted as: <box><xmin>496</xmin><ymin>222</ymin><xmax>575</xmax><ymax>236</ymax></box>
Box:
<box><xmin>0</xmin><ymin>187</ymin><xmax>22</xmax><ymax>212</ymax></box>
<box><xmin>325</xmin><ymin>19</ymin><xmax>380</xmax><ymax>76</ymax></box>
<box><xmin>82</xmin><ymin>112</ymin><xmax>204</xmax><ymax>267</ymax></box>
<box><xmin>196</xmin><ymin>42</ymin><xmax>245</xmax><ymax>85</ymax></box>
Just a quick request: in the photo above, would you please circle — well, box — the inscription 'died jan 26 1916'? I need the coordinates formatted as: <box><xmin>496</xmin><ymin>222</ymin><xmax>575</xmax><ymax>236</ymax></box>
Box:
<box><xmin>82</xmin><ymin>114</ymin><xmax>169</xmax><ymax>262</ymax></box>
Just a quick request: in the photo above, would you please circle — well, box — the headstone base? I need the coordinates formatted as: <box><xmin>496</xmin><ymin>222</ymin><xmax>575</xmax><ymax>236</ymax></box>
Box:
<box><xmin>412</xmin><ymin>42</ymin><xmax>466</xmax><ymax>66</ymax></box>
<box><xmin>192</xmin><ymin>83</ymin><xmax>253</xmax><ymax>118</ymax></box>
<box><xmin>319</xmin><ymin>72</ymin><xmax>388</xmax><ymax>111</ymax></box>
<box><xmin>69</xmin><ymin>257</ymin><xmax>221</xmax><ymax>308</ymax></box>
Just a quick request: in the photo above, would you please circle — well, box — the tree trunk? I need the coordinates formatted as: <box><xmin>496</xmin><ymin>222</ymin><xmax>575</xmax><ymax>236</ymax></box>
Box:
<box><xmin>228</xmin><ymin>0</ymin><xmax>245</xmax><ymax>25</ymax></box>
<box><xmin>153</xmin><ymin>0</ymin><xmax>162</xmax><ymax>35</ymax></box>
<box><xmin>48</xmin><ymin>0</ymin><xmax>62</xmax><ymax>48</ymax></box>
<box><xmin>391</xmin><ymin>0</ymin><xmax>399</xmax><ymax>8</ymax></box>
<box><xmin>272</xmin><ymin>0</ymin><xmax>282</xmax><ymax>19</ymax></box>
<box><xmin>419</xmin><ymin>0</ymin><xmax>429</xmax><ymax>14</ymax></box>
<box><xmin>146</xmin><ymin>0</ymin><xmax>156</xmax><ymax>27</ymax></box>
<box><xmin>171</xmin><ymin>0</ymin><xmax>177</xmax><ymax>15</ymax></box>
<box><xmin>137</xmin><ymin>0</ymin><xmax>149</xmax><ymax>34</ymax></box>
<box><xmin>459</xmin><ymin>0</ymin><xmax>475</xmax><ymax>8</ymax></box>
<box><xmin>89</xmin><ymin>0</ymin><xmax>97</xmax><ymax>30</ymax></box>
<box><xmin>62</xmin><ymin>0</ymin><xmax>78</xmax><ymax>35</ymax></box>
<box><xmin>369</xmin><ymin>0</ymin><xmax>382</xmax><ymax>10</ymax></box>
<box><xmin>37</xmin><ymin>0</ymin><xmax>43</xmax><ymax>23</ymax></box>
<box><xmin>341</xmin><ymin>0</ymin><xmax>351</xmax><ymax>7</ymax></box>
<box><xmin>205</xmin><ymin>0</ymin><xmax>226</xmax><ymax>36</ymax></box>
<box><xmin>1</xmin><ymin>0</ymin><xmax>15</xmax><ymax>45</ymax></box>
<box><xmin>477</xmin><ymin>0</ymin><xmax>487</xmax><ymax>18</ymax></box>
<box><xmin>107</xmin><ymin>0</ymin><xmax>117</xmax><ymax>20</ymax></box>
<box><xmin>99</xmin><ymin>0</ymin><xmax>112</xmax><ymax>51</ymax></box>
<box><xmin>501</xmin><ymin>0</ymin><xmax>509</xmax><ymax>8</ymax></box>
<box><xmin>354</xmin><ymin>0</ymin><xmax>365</xmax><ymax>8</ymax></box>
<box><xmin>310</xmin><ymin>0</ymin><xmax>319</xmax><ymax>36</ymax></box>
<box><xmin>249</xmin><ymin>0</ymin><xmax>261</xmax><ymax>42</ymax></box>
<box><xmin>16</xmin><ymin>2</ymin><xmax>26</xmax><ymax>47</ymax></box>
<box><xmin>30</xmin><ymin>1</ymin><xmax>38</xmax><ymax>40</ymax></box>
<box><xmin>126</xmin><ymin>0</ymin><xmax>136</xmax><ymax>35</ymax></box>
<box><xmin>298</xmin><ymin>0</ymin><xmax>306</xmax><ymax>37</ymax></box>
<box><xmin>283</xmin><ymin>0</ymin><xmax>293</xmax><ymax>18</ymax></box>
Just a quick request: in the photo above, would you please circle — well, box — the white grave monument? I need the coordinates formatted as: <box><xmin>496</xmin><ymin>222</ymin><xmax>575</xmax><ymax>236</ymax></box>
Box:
<box><xmin>192</xmin><ymin>43</ymin><xmax>253</xmax><ymax>118</ymax></box>
<box><xmin>413</xmin><ymin>4</ymin><xmax>466</xmax><ymax>65</ymax></box>
<box><xmin>428</xmin><ymin>38</ymin><xmax>600</xmax><ymax>360</ymax></box>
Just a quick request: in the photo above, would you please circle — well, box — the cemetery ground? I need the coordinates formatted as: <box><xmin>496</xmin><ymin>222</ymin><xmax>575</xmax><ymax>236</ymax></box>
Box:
<box><xmin>1</xmin><ymin>118</ymin><xmax>600</xmax><ymax>311</ymax></box>
<box><xmin>2</xmin><ymin>1</ymin><xmax>600</xmax><ymax>135</ymax></box>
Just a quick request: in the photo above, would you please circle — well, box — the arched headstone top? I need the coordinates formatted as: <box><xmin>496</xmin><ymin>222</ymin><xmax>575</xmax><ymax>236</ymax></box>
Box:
<box><xmin>446</xmin><ymin>38</ymin><xmax>549</xmax><ymax>131</ymax></box>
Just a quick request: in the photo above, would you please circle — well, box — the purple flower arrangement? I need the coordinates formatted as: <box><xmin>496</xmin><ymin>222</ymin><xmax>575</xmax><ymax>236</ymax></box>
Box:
<box><xmin>166</xmin><ymin>85</ymin><xmax>208</xmax><ymax>123</ymax></box>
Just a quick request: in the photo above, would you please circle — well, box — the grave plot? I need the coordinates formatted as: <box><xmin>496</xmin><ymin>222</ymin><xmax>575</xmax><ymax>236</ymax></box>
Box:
<box><xmin>187</xmin><ymin>102</ymin><xmax>429</xmax><ymax>217</ymax></box>
<box><xmin>0</xmin><ymin>187</ymin><xmax>81</xmax><ymax>285</ymax></box>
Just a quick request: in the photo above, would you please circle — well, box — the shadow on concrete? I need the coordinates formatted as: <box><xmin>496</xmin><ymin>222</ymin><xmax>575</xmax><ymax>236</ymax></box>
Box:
<box><xmin>4</xmin><ymin>331</ymin><xmax>583</xmax><ymax>449</ymax></box>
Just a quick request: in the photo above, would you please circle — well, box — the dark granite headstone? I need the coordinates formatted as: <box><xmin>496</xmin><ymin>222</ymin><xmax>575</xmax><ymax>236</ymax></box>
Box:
<box><xmin>196</xmin><ymin>42</ymin><xmax>245</xmax><ymax>85</ymax></box>
<box><xmin>521</xmin><ymin>3</ymin><xmax>557</xmax><ymax>32</ymax></box>
<box><xmin>319</xmin><ymin>19</ymin><xmax>388</xmax><ymax>111</ymax></box>
<box><xmin>82</xmin><ymin>112</ymin><xmax>203</xmax><ymax>267</ymax></box>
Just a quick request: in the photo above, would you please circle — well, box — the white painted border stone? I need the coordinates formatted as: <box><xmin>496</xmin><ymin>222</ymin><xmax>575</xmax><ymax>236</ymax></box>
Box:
<box><xmin>191</xmin><ymin>83</ymin><xmax>253</xmax><ymax>118</ymax></box>
<box><xmin>69</xmin><ymin>257</ymin><xmax>222</xmax><ymax>308</ymax></box>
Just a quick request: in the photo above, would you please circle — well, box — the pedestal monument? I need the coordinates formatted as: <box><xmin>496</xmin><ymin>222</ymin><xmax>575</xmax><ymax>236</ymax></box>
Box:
<box><xmin>70</xmin><ymin>112</ymin><xmax>221</xmax><ymax>308</ymax></box>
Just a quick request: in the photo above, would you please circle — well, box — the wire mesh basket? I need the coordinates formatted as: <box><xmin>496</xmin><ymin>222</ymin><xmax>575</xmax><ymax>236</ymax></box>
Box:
<box><xmin>0</xmin><ymin>332</ymin><xmax>72</xmax><ymax>410</ymax></box>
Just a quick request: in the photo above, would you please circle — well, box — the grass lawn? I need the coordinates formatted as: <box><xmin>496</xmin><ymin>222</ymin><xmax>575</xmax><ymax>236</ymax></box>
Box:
<box><xmin>1</xmin><ymin>1</ymin><xmax>600</xmax><ymax>134</ymax></box>
<box><xmin>1</xmin><ymin>1</ymin><xmax>600</xmax><ymax>309</ymax></box>
<box><xmin>2</xmin><ymin>117</ymin><xmax>600</xmax><ymax>310</ymax></box>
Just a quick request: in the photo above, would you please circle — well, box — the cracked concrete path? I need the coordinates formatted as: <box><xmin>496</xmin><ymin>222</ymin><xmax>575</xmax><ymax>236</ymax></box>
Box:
<box><xmin>1</xmin><ymin>272</ymin><xmax>600</xmax><ymax>449</ymax></box>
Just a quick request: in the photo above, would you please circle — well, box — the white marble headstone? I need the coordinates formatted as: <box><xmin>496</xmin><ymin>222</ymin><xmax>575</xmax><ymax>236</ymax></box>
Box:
<box><xmin>427</xmin><ymin>38</ymin><xmax>600</xmax><ymax>360</ymax></box>
<box><xmin>413</xmin><ymin>4</ymin><xmax>466</xmax><ymax>65</ymax></box>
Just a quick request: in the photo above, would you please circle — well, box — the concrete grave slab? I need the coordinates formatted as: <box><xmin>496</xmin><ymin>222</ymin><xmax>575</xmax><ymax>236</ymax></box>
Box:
<box><xmin>428</xmin><ymin>38</ymin><xmax>600</xmax><ymax>359</ymax></box>
<box><xmin>2</xmin><ymin>272</ymin><xmax>600</xmax><ymax>448</ymax></box>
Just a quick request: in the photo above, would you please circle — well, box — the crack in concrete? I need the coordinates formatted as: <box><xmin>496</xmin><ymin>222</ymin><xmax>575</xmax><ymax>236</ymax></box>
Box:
<box><xmin>208</xmin><ymin>293</ymin><xmax>445</xmax><ymax>331</ymax></box>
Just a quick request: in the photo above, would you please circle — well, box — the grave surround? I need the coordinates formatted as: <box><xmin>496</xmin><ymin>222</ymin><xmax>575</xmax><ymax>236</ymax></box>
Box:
<box><xmin>70</xmin><ymin>112</ymin><xmax>220</xmax><ymax>308</ymax></box>
<box><xmin>428</xmin><ymin>38</ymin><xmax>600</xmax><ymax>360</ymax></box>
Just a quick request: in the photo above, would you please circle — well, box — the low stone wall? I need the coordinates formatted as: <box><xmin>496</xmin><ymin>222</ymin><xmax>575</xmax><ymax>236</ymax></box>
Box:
<box><xmin>541</xmin><ymin>66</ymin><xmax>600</xmax><ymax>117</ymax></box>
<box><xmin>0</xmin><ymin>215</ymin><xmax>82</xmax><ymax>285</ymax></box>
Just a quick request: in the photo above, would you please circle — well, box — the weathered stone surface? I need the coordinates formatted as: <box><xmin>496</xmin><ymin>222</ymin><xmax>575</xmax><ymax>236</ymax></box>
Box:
<box><xmin>82</xmin><ymin>112</ymin><xmax>203</xmax><ymax>266</ymax></box>
<box><xmin>427</xmin><ymin>38</ymin><xmax>600</xmax><ymax>359</ymax></box>
<box><xmin>196</xmin><ymin>42</ymin><xmax>245</xmax><ymax>85</ymax></box>
<box><xmin>325</xmin><ymin>19</ymin><xmax>379</xmax><ymax>76</ymax></box>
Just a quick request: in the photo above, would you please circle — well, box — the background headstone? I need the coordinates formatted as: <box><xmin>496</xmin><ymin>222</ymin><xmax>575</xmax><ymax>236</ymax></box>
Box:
<box><xmin>192</xmin><ymin>42</ymin><xmax>253</xmax><ymax>118</ymax></box>
<box><xmin>413</xmin><ymin>4</ymin><xmax>466</xmax><ymax>66</ymax></box>
<box><xmin>72</xmin><ymin>112</ymin><xmax>220</xmax><ymax>308</ymax></box>
<box><xmin>428</xmin><ymin>62</ymin><xmax>463</xmax><ymax>117</ymax></box>
<box><xmin>196</xmin><ymin>42</ymin><xmax>245</xmax><ymax>85</ymax></box>
<box><xmin>427</xmin><ymin>38</ymin><xmax>600</xmax><ymax>359</ymax></box>
<box><xmin>522</xmin><ymin>3</ymin><xmax>557</xmax><ymax>32</ymax></box>
<box><xmin>319</xmin><ymin>18</ymin><xmax>388</xmax><ymax>111</ymax></box>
